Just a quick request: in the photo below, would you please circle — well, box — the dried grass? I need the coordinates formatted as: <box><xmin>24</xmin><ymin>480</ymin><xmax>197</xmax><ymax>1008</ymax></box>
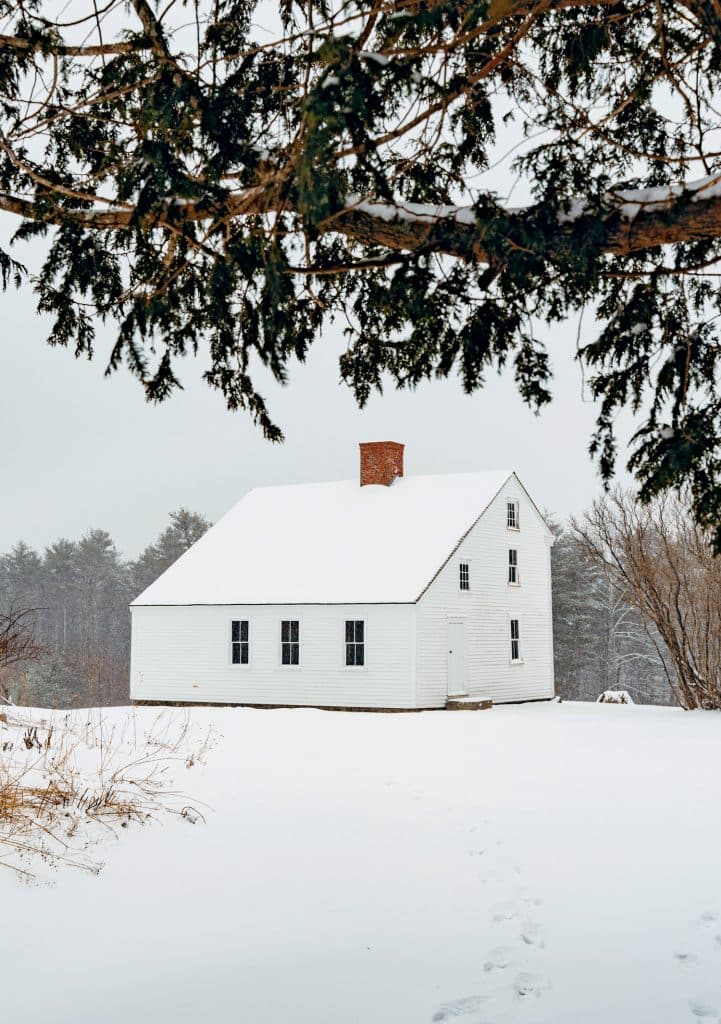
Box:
<box><xmin>0</xmin><ymin>706</ymin><xmax>215</xmax><ymax>882</ymax></box>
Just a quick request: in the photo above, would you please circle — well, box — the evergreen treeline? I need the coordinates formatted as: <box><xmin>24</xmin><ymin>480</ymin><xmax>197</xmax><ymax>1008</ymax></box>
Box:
<box><xmin>0</xmin><ymin>510</ymin><xmax>210</xmax><ymax>707</ymax></box>
<box><xmin>0</xmin><ymin>509</ymin><xmax>674</xmax><ymax>708</ymax></box>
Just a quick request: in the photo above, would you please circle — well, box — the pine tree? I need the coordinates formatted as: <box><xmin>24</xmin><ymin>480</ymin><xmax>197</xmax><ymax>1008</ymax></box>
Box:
<box><xmin>3</xmin><ymin>2</ymin><xmax>721</xmax><ymax>538</ymax></box>
<box><xmin>132</xmin><ymin>509</ymin><xmax>211</xmax><ymax>596</ymax></box>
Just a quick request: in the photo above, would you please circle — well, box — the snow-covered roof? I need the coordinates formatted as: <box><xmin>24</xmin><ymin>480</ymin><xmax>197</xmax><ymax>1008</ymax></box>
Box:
<box><xmin>132</xmin><ymin>470</ymin><xmax>515</xmax><ymax>606</ymax></box>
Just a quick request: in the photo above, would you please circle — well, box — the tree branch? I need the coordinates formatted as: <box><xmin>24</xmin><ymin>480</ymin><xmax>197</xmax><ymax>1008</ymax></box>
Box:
<box><xmin>3</xmin><ymin>177</ymin><xmax>721</xmax><ymax>265</ymax></box>
<box><xmin>0</xmin><ymin>33</ymin><xmax>150</xmax><ymax>57</ymax></box>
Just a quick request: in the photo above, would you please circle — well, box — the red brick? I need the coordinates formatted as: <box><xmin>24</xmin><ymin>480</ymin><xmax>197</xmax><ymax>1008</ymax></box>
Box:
<box><xmin>359</xmin><ymin>441</ymin><xmax>405</xmax><ymax>486</ymax></box>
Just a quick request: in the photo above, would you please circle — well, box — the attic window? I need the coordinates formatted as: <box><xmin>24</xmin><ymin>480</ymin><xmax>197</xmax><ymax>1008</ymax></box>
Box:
<box><xmin>345</xmin><ymin>620</ymin><xmax>365</xmax><ymax>666</ymax></box>
<box><xmin>507</xmin><ymin>500</ymin><xmax>519</xmax><ymax>529</ymax></box>
<box><xmin>281</xmin><ymin>620</ymin><xmax>300</xmax><ymax>665</ymax></box>
<box><xmin>459</xmin><ymin>562</ymin><xmax>470</xmax><ymax>590</ymax></box>
<box><xmin>231</xmin><ymin>620</ymin><xmax>249</xmax><ymax>664</ymax></box>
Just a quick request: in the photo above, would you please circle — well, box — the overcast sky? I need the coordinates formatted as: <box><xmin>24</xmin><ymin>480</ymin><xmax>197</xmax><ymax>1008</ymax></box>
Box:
<box><xmin>0</xmin><ymin>218</ymin><xmax>638</xmax><ymax>558</ymax></box>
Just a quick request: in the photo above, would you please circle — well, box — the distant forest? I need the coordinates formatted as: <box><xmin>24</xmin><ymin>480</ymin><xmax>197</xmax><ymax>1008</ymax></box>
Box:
<box><xmin>0</xmin><ymin>510</ymin><xmax>209</xmax><ymax>707</ymax></box>
<box><xmin>0</xmin><ymin>510</ymin><xmax>673</xmax><ymax>708</ymax></box>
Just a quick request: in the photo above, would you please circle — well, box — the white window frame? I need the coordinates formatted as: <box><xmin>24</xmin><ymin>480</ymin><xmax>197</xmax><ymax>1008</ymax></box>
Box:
<box><xmin>506</xmin><ymin>499</ymin><xmax>520</xmax><ymax>531</ymax></box>
<box><xmin>280</xmin><ymin>618</ymin><xmax>301</xmax><ymax>668</ymax></box>
<box><xmin>508</xmin><ymin>548</ymin><xmax>519</xmax><ymax>586</ymax></box>
<box><xmin>459</xmin><ymin>561</ymin><xmax>471</xmax><ymax>592</ymax></box>
<box><xmin>344</xmin><ymin>619</ymin><xmax>367</xmax><ymax>669</ymax></box>
<box><xmin>509</xmin><ymin>617</ymin><xmax>522</xmax><ymax>664</ymax></box>
<box><xmin>230</xmin><ymin>618</ymin><xmax>251</xmax><ymax>667</ymax></box>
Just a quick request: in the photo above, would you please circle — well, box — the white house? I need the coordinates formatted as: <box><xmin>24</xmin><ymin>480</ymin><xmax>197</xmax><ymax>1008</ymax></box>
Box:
<box><xmin>130</xmin><ymin>442</ymin><xmax>555</xmax><ymax>709</ymax></box>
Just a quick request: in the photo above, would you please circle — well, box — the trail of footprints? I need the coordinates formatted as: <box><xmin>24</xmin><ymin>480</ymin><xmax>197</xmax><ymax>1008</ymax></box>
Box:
<box><xmin>432</xmin><ymin>830</ymin><xmax>550</xmax><ymax>1023</ymax></box>
<box><xmin>675</xmin><ymin>911</ymin><xmax>721</xmax><ymax>1022</ymax></box>
<box><xmin>432</xmin><ymin>841</ymin><xmax>721</xmax><ymax>1024</ymax></box>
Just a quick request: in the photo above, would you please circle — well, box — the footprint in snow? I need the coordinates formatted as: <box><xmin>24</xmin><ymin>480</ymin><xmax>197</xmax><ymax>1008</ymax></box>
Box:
<box><xmin>492</xmin><ymin>902</ymin><xmax>517</xmax><ymax>923</ymax></box>
<box><xmin>483</xmin><ymin>946</ymin><xmax>514</xmax><ymax>971</ymax></box>
<box><xmin>522</xmin><ymin>895</ymin><xmax>543</xmax><ymax>908</ymax></box>
<box><xmin>689</xmin><ymin>999</ymin><xmax>719</xmax><ymax>1019</ymax></box>
<box><xmin>513</xmin><ymin>972</ymin><xmax>550</xmax><ymax>999</ymax></box>
<box><xmin>432</xmin><ymin>995</ymin><xmax>487</xmax><ymax>1021</ymax></box>
<box><xmin>674</xmin><ymin>951</ymin><xmax>699</xmax><ymax>966</ymax></box>
<box><xmin>520</xmin><ymin>921</ymin><xmax>545</xmax><ymax>948</ymax></box>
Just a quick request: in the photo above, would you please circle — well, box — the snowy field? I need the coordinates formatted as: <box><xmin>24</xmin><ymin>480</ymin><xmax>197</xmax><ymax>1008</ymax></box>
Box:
<box><xmin>2</xmin><ymin>700</ymin><xmax>721</xmax><ymax>1024</ymax></box>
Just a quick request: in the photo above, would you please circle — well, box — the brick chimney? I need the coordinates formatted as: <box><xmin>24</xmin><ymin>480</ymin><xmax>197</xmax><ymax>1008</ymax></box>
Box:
<box><xmin>359</xmin><ymin>441</ymin><xmax>404</xmax><ymax>487</ymax></box>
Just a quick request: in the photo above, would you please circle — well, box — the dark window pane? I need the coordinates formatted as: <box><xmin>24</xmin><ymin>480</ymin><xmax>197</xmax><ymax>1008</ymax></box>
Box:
<box><xmin>290</xmin><ymin>621</ymin><xmax>299</xmax><ymax>642</ymax></box>
<box><xmin>356</xmin><ymin>646</ymin><xmax>364</xmax><ymax>667</ymax></box>
<box><xmin>232</xmin><ymin>621</ymin><xmax>240</xmax><ymax>642</ymax></box>
<box><xmin>232</xmin><ymin>643</ymin><xmax>240</xmax><ymax>664</ymax></box>
<box><xmin>346</xmin><ymin>644</ymin><xmax>355</xmax><ymax>666</ymax></box>
<box><xmin>282</xmin><ymin>644</ymin><xmax>290</xmax><ymax>665</ymax></box>
<box><xmin>290</xmin><ymin>644</ymin><xmax>299</xmax><ymax>665</ymax></box>
<box><xmin>281</xmin><ymin>621</ymin><xmax>289</xmax><ymax>642</ymax></box>
<box><xmin>240</xmin><ymin>621</ymin><xmax>248</xmax><ymax>642</ymax></box>
<box><xmin>345</xmin><ymin>620</ymin><xmax>354</xmax><ymax>643</ymax></box>
<box><xmin>240</xmin><ymin>642</ymin><xmax>249</xmax><ymax>664</ymax></box>
<box><xmin>355</xmin><ymin>621</ymin><xmax>364</xmax><ymax>642</ymax></box>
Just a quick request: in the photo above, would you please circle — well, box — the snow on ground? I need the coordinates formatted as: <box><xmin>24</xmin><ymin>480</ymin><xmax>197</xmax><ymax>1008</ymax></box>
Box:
<box><xmin>2</xmin><ymin>700</ymin><xmax>721</xmax><ymax>1024</ymax></box>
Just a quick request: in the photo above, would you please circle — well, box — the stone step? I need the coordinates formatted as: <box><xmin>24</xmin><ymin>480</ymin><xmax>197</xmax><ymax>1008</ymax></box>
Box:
<box><xmin>446</xmin><ymin>697</ymin><xmax>492</xmax><ymax>711</ymax></box>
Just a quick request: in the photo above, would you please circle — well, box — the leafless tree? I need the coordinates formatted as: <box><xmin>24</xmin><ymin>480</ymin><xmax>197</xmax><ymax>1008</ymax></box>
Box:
<box><xmin>0</xmin><ymin>608</ymin><xmax>43</xmax><ymax>701</ymax></box>
<box><xmin>551</xmin><ymin>521</ymin><xmax>671</xmax><ymax>704</ymax></box>
<box><xmin>573</xmin><ymin>490</ymin><xmax>721</xmax><ymax>710</ymax></box>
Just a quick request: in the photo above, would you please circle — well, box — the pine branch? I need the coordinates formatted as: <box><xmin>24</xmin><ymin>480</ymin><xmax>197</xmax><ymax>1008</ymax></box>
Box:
<box><xmin>4</xmin><ymin>181</ymin><xmax>721</xmax><ymax>263</ymax></box>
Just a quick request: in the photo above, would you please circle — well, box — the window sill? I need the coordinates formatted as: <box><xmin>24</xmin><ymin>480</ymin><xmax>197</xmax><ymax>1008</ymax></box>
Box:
<box><xmin>507</xmin><ymin>526</ymin><xmax>520</xmax><ymax>532</ymax></box>
<box><xmin>510</xmin><ymin>659</ymin><xmax>524</xmax><ymax>666</ymax></box>
<box><xmin>507</xmin><ymin>581</ymin><xmax>521</xmax><ymax>588</ymax></box>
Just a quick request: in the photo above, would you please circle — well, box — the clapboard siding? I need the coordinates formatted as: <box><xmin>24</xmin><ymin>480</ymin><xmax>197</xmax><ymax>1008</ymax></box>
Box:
<box><xmin>415</xmin><ymin>475</ymin><xmax>555</xmax><ymax>707</ymax></box>
<box><xmin>131</xmin><ymin>603</ymin><xmax>416</xmax><ymax>708</ymax></box>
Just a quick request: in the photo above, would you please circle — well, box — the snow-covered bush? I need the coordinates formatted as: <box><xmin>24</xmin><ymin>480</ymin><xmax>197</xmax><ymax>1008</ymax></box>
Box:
<box><xmin>597</xmin><ymin>690</ymin><xmax>635</xmax><ymax>704</ymax></box>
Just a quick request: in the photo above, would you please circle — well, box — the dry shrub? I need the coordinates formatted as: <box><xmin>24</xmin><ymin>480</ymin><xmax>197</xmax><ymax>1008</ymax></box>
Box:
<box><xmin>574</xmin><ymin>489</ymin><xmax>721</xmax><ymax>710</ymax></box>
<box><xmin>0</xmin><ymin>707</ymin><xmax>215</xmax><ymax>882</ymax></box>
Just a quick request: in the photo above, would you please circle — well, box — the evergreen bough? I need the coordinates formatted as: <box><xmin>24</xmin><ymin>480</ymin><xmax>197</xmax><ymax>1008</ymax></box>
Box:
<box><xmin>3</xmin><ymin>1</ymin><xmax>721</xmax><ymax>540</ymax></box>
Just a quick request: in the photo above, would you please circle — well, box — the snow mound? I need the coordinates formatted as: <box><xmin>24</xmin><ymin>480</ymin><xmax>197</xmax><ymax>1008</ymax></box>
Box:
<box><xmin>597</xmin><ymin>689</ymin><xmax>635</xmax><ymax>704</ymax></box>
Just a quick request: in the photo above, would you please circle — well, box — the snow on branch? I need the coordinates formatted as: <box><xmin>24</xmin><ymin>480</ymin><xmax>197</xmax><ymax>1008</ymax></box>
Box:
<box><xmin>3</xmin><ymin>173</ymin><xmax>721</xmax><ymax>263</ymax></box>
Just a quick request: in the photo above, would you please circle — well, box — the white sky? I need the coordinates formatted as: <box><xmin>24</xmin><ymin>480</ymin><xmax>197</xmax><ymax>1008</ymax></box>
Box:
<box><xmin>0</xmin><ymin>223</ymin><xmax>636</xmax><ymax>558</ymax></box>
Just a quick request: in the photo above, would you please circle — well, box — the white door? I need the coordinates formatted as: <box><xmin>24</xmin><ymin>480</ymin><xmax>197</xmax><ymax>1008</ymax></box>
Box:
<box><xmin>447</xmin><ymin>620</ymin><xmax>467</xmax><ymax>697</ymax></box>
